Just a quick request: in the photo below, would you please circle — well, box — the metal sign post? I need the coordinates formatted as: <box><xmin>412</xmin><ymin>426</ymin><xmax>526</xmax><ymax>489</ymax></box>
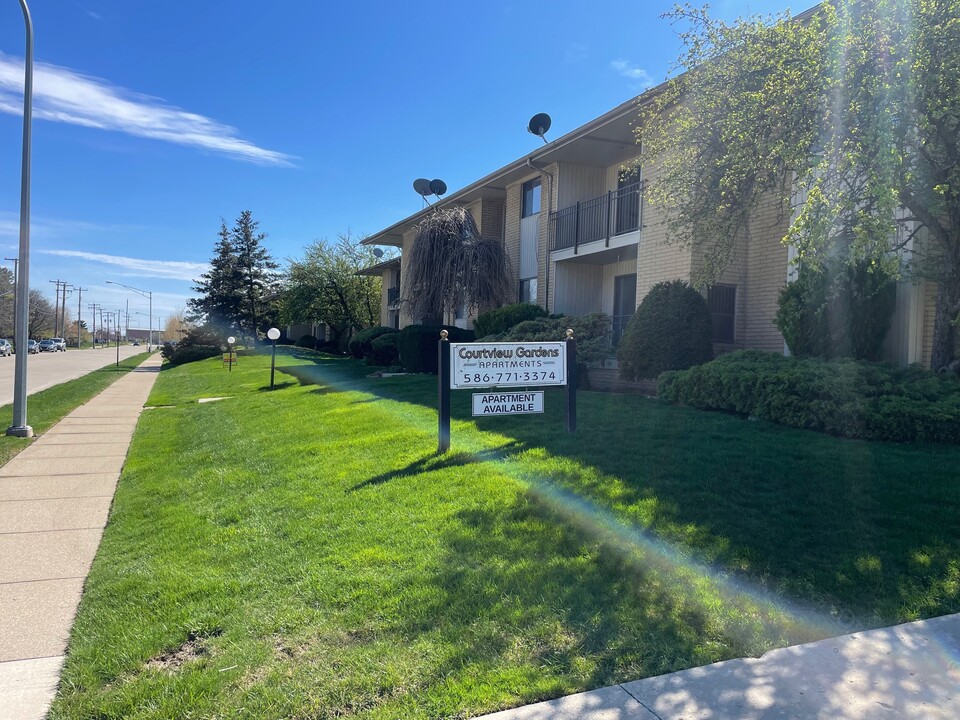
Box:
<box><xmin>438</xmin><ymin>330</ymin><xmax>451</xmax><ymax>453</ymax></box>
<box><xmin>565</xmin><ymin>329</ymin><xmax>577</xmax><ymax>433</ymax></box>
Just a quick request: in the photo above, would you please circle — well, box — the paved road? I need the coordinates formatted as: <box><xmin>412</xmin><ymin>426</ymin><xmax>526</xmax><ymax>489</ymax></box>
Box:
<box><xmin>0</xmin><ymin>346</ymin><xmax>151</xmax><ymax>407</ymax></box>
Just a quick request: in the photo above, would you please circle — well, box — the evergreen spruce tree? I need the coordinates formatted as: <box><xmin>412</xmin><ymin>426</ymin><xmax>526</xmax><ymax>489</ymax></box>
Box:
<box><xmin>231</xmin><ymin>210</ymin><xmax>279</xmax><ymax>338</ymax></box>
<box><xmin>189</xmin><ymin>211</ymin><xmax>278</xmax><ymax>338</ymax></box>
<box><xmin>188</xmin><ymin>220</ymin><xmax>242</xmax><ymax>332</ymax></box>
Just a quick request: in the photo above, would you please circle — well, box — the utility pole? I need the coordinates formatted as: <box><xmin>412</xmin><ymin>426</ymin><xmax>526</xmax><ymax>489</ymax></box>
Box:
<box><xmin>88</xmin><ymin>303</ymin><xmax>99</xmax><ymax>348</ymax></box>
<box><xmin>74</xmin><ymin>287</ymin><xmax>86</xmax><ymax>348</ymax></box>
<box><xmin>61</xmin><ymin>285</ymin><xmax>71</xmax><ymax>339</ymax></box>
<box><xmin>48</xmin><ymin>279</ymin><xmax>65</xmax><ymax>337</ymax></box>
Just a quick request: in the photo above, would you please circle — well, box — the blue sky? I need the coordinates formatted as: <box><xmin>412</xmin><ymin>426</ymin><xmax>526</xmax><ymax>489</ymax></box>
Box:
<box><xmin>0</xmin><ymin>0</ymin><xmax>798</xmax><ymax>328</ymax></box>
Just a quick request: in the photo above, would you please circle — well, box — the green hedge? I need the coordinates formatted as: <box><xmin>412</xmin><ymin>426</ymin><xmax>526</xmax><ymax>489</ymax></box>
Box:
<box><xmin>398</xmin><ymin>325</ymin><xmax>475</xmax><ymax>374</ymax></box>
<box><xmin>348</xmin><ymin>326</ymin><xmax>398</xmax><ymax>360</ymax></box>
<box><xmin>370</xmin><ymin>332</ymin><xmax>400</xmax><ymax>367</ymax></box>
<box><xmin>295</xmin><ymin>335</ymin><xmax>317</xmax><ymax>349</ymax></box>
<box><xmin>473</xmin><ymin>303</ymin><xmax>549</xmax><ymax>339</ymax></box>
<box><xmin>166</xmin><ymin>345</ymin><xmax>222</xmax><ymax>367</ymax></box>
<box><xmin>658</xmin><ymin>350</ymin><xmax>960</xmax><ymax>444</ymax></box>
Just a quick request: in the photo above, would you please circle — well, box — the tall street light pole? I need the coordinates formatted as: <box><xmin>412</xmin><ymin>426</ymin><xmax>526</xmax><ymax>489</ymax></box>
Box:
<box><xmin>105</xmin><ymin>281</ymin><xmax>152</xmax><ymax>351</ymax></box>
<box><xmin>8</xmin><ymin>0</ymin><xmax>34</xmax><ymax>438</ymax></box>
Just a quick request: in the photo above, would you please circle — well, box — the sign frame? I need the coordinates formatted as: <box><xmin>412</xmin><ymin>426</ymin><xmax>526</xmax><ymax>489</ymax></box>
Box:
<box><xmin>450</xmin><ymin>341</ymin><xmax>567</xmax><ymax>390</ymax></box>
<box><xmin>438</xmin><ymin>329</ymin><xmax>577</xmax><ymax>452</ymax></box>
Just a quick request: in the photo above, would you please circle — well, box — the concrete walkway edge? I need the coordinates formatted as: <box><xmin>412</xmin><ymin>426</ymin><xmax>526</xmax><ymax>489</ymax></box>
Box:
<box><xmin>479</xmin><ymin>613</ymin><xmax>960</xmax><ymax>719</ymax></box>
<box><xmin>0</xmin><ymin>355</ymin><xmax>162</xmax><ymax>720</ymax></box>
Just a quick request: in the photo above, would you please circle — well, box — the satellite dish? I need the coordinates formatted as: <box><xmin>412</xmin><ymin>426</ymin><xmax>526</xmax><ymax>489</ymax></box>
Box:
<box><xmin>373</xmin><ymin>248</ymin><xmax>384</xmax><ymax>259</ymax></box>
<box><xmin>527</xmin><ymin>113</ymin><xmax>552</xmax><ymax>143</ymax></box>
<box><xmin>429</xmin><ymin>179</ymin><xmax>447</xmax><ymax>197</ymax></box>
<box><xmin>413</xmin><ymin>178</ymin><xmax>433</xmax><ymax>196</ymax></box>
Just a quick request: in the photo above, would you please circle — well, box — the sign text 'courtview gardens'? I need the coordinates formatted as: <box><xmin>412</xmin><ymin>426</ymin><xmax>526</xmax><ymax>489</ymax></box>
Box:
<box><xmin>451</xmin><ymin>342</ymin><xmax>566</xmax><ymax>389</ymax></box>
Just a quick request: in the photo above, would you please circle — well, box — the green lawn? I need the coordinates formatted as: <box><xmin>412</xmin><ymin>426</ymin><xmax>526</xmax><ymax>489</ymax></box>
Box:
<box><xmin>0</xmin><ymin>352</ymin><xmax>152</xmax><ymax>467</ymax></box>
<box><xmin>50</xmin><ymin>348</ymin><xmax>960</xmax><ymax>719</ymax></box>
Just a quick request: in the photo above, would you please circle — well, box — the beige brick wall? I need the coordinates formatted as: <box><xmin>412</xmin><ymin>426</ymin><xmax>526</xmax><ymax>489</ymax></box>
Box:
<box><xmin>504</xmin><ymin>180</ymin><xmax>523</xmax><ymax>295</ymax></box>
<box><xmin>742</xmin><ymin>195</ymin><xmax>791</xmax><ymax>352</ymax></box>
<box><xmin>480</xmin><ymin>198</ymin><xmax>505</xmax><ymax>241</ymax></box>
<box><xmin>398</xmin><ymin>227</ymin><xmax>417</xmax><ymax>327</ymax></box>
<box><xmin>636</xmin><ymin>171</ymin><xmax>693</xmax><ymax>303</ymax></box>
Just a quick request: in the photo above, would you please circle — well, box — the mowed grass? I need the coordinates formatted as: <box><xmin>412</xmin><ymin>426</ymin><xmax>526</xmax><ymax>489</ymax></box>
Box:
<box><xmin>0</xmin><ymin>352</ymin><xmax>152</xmax><ymax>466</ymax></box>
<box><xmin>50</xmin><ymin>349</ymin><xmax>960</xmax><ymax>718</ymax></box>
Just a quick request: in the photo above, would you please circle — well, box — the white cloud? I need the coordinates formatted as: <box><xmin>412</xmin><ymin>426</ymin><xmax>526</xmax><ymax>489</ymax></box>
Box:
<box><xmin>0</xmin><ymin>53</ymin><xmax>294</xmax><ymax>166</ymax></box>
<box><xmin>610</xmin><ymin>59</ymin><xmax>654</xmax><ymax>89</ymax></box>
<box><xmin>40</xmin><ymin>249</ymin><xmax>208</xmax><ymax>281</ymax></box>
<box><xmin>0</xmin><ymin>212</ymin><xmax>116</xmax><ymax>239</ymax></box>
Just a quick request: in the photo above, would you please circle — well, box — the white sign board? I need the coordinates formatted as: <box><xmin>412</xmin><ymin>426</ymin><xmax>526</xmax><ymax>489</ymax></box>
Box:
<box><xmin>472</xmin><ymin>391</ymin><xmax>544</xmax><ymax>416</ymax></box>
<box><xmin>451</xmin><ymin>342</ymin><xmax>567</xmax><ymax>389</ymax></box>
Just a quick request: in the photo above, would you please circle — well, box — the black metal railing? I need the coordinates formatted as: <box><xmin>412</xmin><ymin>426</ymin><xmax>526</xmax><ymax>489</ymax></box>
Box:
<box><xmin>549</xmin><ymin>181</ymin><xmax>643</xmax><ymax>253</ymax></box>
<box><xmin>387</xmin><ymin>286</ymin><xmax>400</xmax><ymax>306</ymax></box>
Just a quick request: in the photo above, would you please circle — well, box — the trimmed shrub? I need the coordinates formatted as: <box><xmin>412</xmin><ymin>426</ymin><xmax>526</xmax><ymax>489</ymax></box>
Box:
<box><xmin>166</xmin><ymin>344</ymin><xmax>222</xmax><ymax>367</ymax></box>
<box><xmin>618</xmin><ymin>280</ymin><xmax>713</xmax><ymax>380</ymax></box>
<box><xmin>370</xmin><ymin>332</ymin><xmax>400</xmax><ymax>366</ymax></box>
<box><xmin>398</xmin><ymin>325</ymin><xmax>475</xmax><ymax>374</ymax></box>
<box><xmin>491</xmin><ymin>312</ymin><xmax>610</xmax><ymax>363</ymax></box>
<box><xmin>178</xmin><ymin>324</ymin><xmax>224</xmax><ymax>350</ymax></box>
<box><xmin>348</xmin><ymin>326</ymin><xmax>398</xmax><ymax>360</ymax></box>
<box><xmin>658</xmin><ymin>350</ymin><xmax>960</xmax><ymax>444</ymax></box>
<box><xmin>776</xmin><ymin>260</ymin><xmax>896</xmax><ymax>361</ymax></box>
<box><xmin>473</xmin><ymin>303</ymin><xmax>549</xmax><ymax>339</ymax></box>
<box><xmin>481</xmin><ymin>312</ymin><xmax>611</xmax><ymax>388</ymax></box>
<box><xmin>295</xmin><ymin>335</ymin><xmax>316</xmax><ymax>349</ymax></box>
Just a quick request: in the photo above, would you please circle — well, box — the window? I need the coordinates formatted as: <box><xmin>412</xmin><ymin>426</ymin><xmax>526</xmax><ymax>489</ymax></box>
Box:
<box><xmin>708</xmin><ymin>284</ymin><xmax>737</xmax><ymax>343</ymax></box>
<box><xmin>520</xmin><ymin>278</ymin><xmax>538</xmax><ymax>304</ymax></box>
<box><xmin>521</xmin><ymin>178</ymin><xmax>541</xmax><ymax>218</ymax></box>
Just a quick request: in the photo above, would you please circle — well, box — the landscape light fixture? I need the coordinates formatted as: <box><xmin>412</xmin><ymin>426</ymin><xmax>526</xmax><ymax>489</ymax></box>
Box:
<box><xmin>105</xmin><ymin>280</ymin><xmax>153</xmax><ymax>350</ymax></box>
<box><xmin>267</xmin><ymin>327</ymin><xmax>280</xmax><ymax>390</ymax></box>
<box><xmin>7</xmin><ymin>0</ymin><xmax>35</xmax><ymax>438</ymax></box>
<box><xmin>227</xmin><ymin>336</ymin><xmax>236</xmax><ymax>372</ymax></box>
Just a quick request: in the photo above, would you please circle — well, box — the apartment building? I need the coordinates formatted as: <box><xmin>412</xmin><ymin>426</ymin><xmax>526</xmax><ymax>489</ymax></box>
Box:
<box><xmin>361</xmin><ymin>93</ymin><xmax>938</xmax><ymax>367</ymax></box>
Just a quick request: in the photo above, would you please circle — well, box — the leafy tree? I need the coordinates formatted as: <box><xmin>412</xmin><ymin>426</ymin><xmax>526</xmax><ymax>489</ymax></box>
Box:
<box><xmin>27</xmin><ymin>290</ymin><xmax>55</xmax><ymax>339</ymax></box>
<box><xmin>189</xmin><ymin>211</ymin><xmax>279</xmax><ymax>339</ymax></box>
<box><xmin>280</xmin><ymin>234</ymin><xmax>383</xmax><ymax>348</ymax></box>
<box><xmin>404</xmin><ymin>207</ymin><xmax>513</xmax><ymax>324</ymax></box>
<box><xmin>0</xmin><ymin>267</ymin><xmax>15</xmax><ymax>338</ymax></box>
<box><xmin>640</xmin><ymin>0</ymin><xmax>960</xmax><ymax>369</ymax></box>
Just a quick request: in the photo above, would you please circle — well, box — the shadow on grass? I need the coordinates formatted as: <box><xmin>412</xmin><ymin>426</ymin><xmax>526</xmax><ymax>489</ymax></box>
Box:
<box><xmin>277</xmin><ymin>348</ymin><xmax>960</xmax><ymax>624</ymax></box>
<box><xmin>350</xmin><ymin>442</ymin><xmax>524</xmax><ymax>492</ymax></box>
<box><xmin>398</xmin><ymin>491</ymin><xmax>755</xmax><ymax>700</ymax></box>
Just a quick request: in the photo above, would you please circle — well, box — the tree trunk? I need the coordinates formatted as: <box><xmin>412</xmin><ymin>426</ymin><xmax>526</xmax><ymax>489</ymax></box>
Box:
<box><xmin>930</xmin><ymin>267</ymin><xmax>960</xmax><ymax>371</ymax></box>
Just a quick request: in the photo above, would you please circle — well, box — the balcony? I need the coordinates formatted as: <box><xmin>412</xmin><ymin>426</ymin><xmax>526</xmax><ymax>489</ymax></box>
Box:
<box><xmin>549</xmin><ymin>180</ymin><xmax>642</xmax><ymax>254</ymax></box>
<box><xmin>387</xmin><ymin>286</ymin><xmax>401</xmax><ymax>307</ymax></box>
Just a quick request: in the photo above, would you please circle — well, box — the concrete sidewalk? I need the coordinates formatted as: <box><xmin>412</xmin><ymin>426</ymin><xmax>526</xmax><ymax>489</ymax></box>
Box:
<box><xmin>0</xmin><ymin>355</ymin><xmax>162</xmax><ymax>720</ymax></box>
<box><xmin>480</xmin><ymin>613</ymin><xmax>960</xmax><ymax>720</ymax></box>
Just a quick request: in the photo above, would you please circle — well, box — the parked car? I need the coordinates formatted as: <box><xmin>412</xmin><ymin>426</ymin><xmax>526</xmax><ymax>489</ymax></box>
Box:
<box><xmin>27</xmin><ymin>339</ymin><xmax>39</xmax><ymax>354</ymax></box>
<box><xmin>132</xmin><ymin>340</ymin><xmax>140</xmax><ymax>347</ymax></box>
<box><xmin>38</xmin><ymin>339</ymin><xmax>57</xmax><ymax>353</ymax></box>
<box><xmin>0</xmin><ymin>339</ymin><xmax>11</xmax><ymax>357</ymax></box>
<box><xmin>52</xmin><ymin>337</ymin><xmax>67</xmax><ymax>351</ymax></box>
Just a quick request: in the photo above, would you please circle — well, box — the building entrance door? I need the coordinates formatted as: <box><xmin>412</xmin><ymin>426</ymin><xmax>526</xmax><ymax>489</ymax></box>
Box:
<box><xmin>612</xmin><ymin>273</ymin><xmax>637</xmax><ymax>346</ymax></box>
